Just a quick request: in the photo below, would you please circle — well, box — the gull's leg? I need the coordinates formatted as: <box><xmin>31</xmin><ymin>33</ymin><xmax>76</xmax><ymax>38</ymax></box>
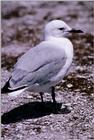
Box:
<box><xmin>51</xmin><ymin>86</ymin><xmax>56</xmax><ymax>104</ymax></box>
<box><xmin>39</xmin><ymin>92</ymin><xmax>44</xmax><ymax>103</ymax></box>
<box><xmin>51</xmin><ymin>86</ymin><xmax>59</xmax><ymax>113</ymax></box>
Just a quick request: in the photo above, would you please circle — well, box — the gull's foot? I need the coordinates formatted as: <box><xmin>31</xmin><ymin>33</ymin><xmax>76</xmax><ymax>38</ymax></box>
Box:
<box><xmin>53</xmin><ymin>103</ymin><xmax>72</xmax><ymax>114</ymax></box>
<box><xmin>60</xmin><ymin>103</ymin><xmax>72</xmax><ymax>114</ymax></box>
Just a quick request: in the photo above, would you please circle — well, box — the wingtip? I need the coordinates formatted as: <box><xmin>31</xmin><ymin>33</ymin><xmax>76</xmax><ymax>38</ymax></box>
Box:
<box><xmin>1</xmin><ymin>78</ymin><xmax>11</xmax><ymax>94</ymax></box>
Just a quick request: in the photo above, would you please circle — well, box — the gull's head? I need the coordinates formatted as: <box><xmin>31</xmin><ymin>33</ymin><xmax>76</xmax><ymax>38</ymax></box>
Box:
<box><xmin>44</xmin><ymin>20</ymin><xmax>83</xmax><ymax>39</ymax></box>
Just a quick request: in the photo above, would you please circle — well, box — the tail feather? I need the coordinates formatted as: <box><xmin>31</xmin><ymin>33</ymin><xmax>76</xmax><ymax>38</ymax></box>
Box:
<box><xmin>1</xmin><ymin>77</ymin><xmax>27</xmax><ymax>96</ymax></box>
<box><xmin>8</xmin><ymin>87</ymin><xmax>27</xmax><ymax>97</ymax></box>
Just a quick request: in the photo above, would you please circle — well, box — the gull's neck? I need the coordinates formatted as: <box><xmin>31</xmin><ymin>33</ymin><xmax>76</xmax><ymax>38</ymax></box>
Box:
<box><xmin>45</xmin><ymin>35</ymin><xmax>73</xmax><ymax>59</ymax></box>
<box><xmin>44</xmin><ymin>35</ymin><xmax>70</xmax><ymax>45</ymax></box>
<box><xmin>45</xmin><ymin>35</ymin><xmax>64</xmax><ymax>41</ymax></box>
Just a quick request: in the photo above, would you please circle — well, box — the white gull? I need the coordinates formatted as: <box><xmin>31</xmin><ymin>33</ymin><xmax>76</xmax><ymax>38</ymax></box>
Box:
<box><xmin>2</xmin><ymin>20</ymin><xmax>83</xmax><ymax>103</ymax></box>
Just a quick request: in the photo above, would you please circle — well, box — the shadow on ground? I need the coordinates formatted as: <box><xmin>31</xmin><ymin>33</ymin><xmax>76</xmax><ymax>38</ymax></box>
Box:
<box><xmin>2</xmin><ymin>101</ymin><xmax>71</xmax><ymax>124</ymax></box>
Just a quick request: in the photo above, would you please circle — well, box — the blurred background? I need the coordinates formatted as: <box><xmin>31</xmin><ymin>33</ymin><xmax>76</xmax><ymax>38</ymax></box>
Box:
<box><xmin>1</xmin><ymin>1</ymin><xmax>94</xmax><ymax>140</ymax></box>
<box><xmin>1</xmin><ymin>1</ymin><xmax>94</xmax><ymax>69</ymax></box>
<box><xmin>1</xmin><ymin>1</ymin><xmax>94</xmax><ymax>45</ymax></box>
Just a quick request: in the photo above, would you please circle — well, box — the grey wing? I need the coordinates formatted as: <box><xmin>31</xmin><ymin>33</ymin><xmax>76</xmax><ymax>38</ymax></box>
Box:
<box><xmin>10</xmin><ymin>42</ymin><xmax>66</xmax><ymax>88</ymax></box>
<box><xmin>10</xmin><ymin>57</ymin><xmax>66</xmax><ymax>88</ymax></box>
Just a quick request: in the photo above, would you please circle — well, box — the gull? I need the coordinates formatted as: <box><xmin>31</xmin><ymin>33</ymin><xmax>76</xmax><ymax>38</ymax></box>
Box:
<box><xmin>2</xmin><ymin>20</ymin><xmax>83</xmax><ymax>103</ymax></box>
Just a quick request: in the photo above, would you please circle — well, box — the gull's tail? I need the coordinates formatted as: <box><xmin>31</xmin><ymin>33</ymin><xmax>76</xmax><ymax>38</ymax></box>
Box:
<box><xmin>1</xmin><ymin>78</ymin><xmax>27</xmax><ymax>97</ymax></box>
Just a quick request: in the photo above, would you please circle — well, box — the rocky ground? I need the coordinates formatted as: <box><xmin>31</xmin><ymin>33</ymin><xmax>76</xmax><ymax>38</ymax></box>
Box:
<box><xmin>1</xmin><ymin>1</ymin><xmax>94</xmax><ymax>140</ymax></box>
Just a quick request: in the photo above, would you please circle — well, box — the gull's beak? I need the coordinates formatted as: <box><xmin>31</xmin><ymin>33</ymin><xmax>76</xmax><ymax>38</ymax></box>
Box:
<box><xmin>69</xmin><ymin>29</ymin><xmax>83</xmax><ymax>33</ymax></box>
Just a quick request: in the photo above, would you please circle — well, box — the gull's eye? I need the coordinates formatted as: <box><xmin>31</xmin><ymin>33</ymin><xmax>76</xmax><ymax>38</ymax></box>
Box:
<box><xmin>59</xmin><ymin>27</ymin><xmax>65</xmax><ymax>31</ymax></box>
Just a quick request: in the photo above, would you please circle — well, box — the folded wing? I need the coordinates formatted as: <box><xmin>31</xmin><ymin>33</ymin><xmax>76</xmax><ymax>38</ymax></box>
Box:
<box><xmin>9</xmin><ymin>42</ymin><xmax>67</xmax><ymax>89</ymax></box>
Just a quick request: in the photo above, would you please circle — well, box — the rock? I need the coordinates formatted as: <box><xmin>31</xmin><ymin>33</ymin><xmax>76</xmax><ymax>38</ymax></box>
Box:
<box><xmin>67</xmin><ymin>83</ymin><xmax>73</xmax><ymax>88</ymax></box>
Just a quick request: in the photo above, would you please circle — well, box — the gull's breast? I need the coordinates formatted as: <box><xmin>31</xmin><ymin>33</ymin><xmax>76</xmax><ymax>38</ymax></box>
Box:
<box><xmin>48</xmin><ymin>37</ymin><xmax>74</xmax><ymax>83</ymax></box>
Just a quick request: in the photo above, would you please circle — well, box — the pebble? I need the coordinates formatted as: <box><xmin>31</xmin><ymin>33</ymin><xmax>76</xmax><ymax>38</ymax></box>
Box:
<box><xmin>67</xmin><ymin>83</ymin><xmax>73</xmax><ymax>88</ymax></box>
<box><xmin>26</xmin><ymin>95</ymin><xmax>33</xmax><ymax>99</ymax></box>
<box><xmin>92</xmin><ymin>118</ymin><xmax>94</xmax><ymax>123</ymax></box>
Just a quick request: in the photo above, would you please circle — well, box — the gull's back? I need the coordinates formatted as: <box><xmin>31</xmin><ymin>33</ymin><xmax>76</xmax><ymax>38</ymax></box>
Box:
<box><xmin>14</xmin><ymin>41</ymin><xmax>66</xmax><ymax>71</ymax></box>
